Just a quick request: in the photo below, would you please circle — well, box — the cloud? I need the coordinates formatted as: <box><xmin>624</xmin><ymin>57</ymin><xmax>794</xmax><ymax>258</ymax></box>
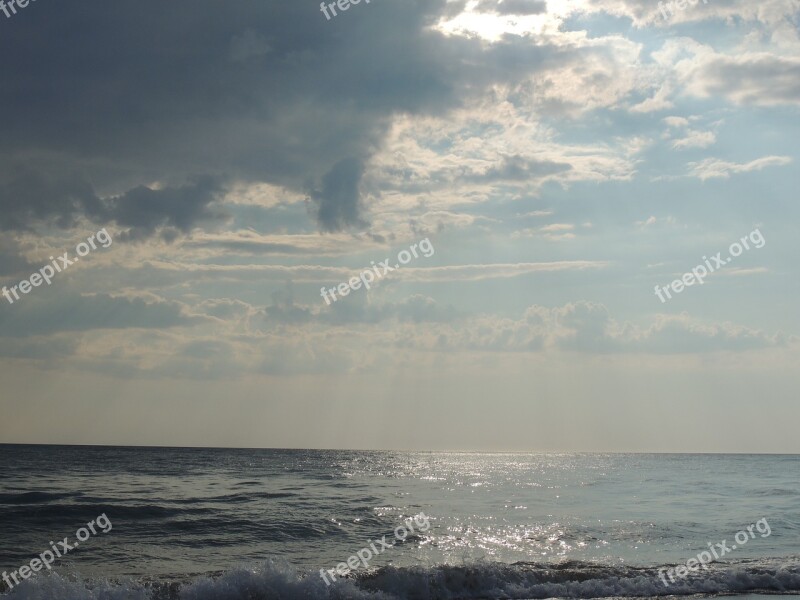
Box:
<box><xmin>196</xmin><ymin>298</ymin><xmax>256</xmax><ymax>320</ymax></box>
<box><xmin>539</xmin><ymin>223</ymin><xmax>575</xmax><ymax>233</ymax></box>
<box><xmin>578</xmin><ymin>0</ymin><xmax>799</xmax><ymax>28</ymax></box>
<box><xmin>0</xmin><ymin>239</ymin><xmax>36</xmax><ymax>277</ymax></box>
<box><xmin>630</xmin><ymin>85</ymin><xmax>675</xmax><ymax>113</ymax></box>
<box><xmin>469</xmin><ymin>155</ymin><xmax>572</xmax><ymax>183</ymax></box>
<box><xmin>118</xmin><ymin>260</ymin><xmax>607</xmax><ymax>289</ymax></box>
<box><xmin>229</xmin><ymin>29</ymin><xmax>272</xmax><ymax>62</ymax></box>
<box><xmin>636</xmin><ymin>216</ymin><xmax>657</xmax><ymax>228</ymax></box>
<box><xmin>512</xmin><ymin>224</ymin><xmax>577</xmax><ymax>241</ymax></box>
<box><xmin>408</xmin><ymin>211</ymin><xmax>492</xmax><ymax>237</ymax></box>
<box><xmin>663</xmin><ymin>116</ymin><xmax>690</xmax><ymax>128</ymax></box>
<box><xmin>0</xmin><ymin>0</ymin><xmax>796</xmax><ymax>384</ymax></box>
<box><xmin>719</xmin><ymin>267</ymin><xmax>769</xmax><ymax>277</ymax></box>
<box><xmin>0</xmin><ymin>171</ymin><xmax>102</xmax><ymax>232</ymax></box>
<box><xmin>684</xmin><ymin>54</ymin><xmax>800</xmax><ymax>107</ymax></box>
<box><xmin>430</xmin><ymin>302</ymin><xmax>790</xmax><ymax>354</ymax></box>
<box><xmin>2</xmin><ymin>0</ymin><xmax>591</xmax><ymax>235</ymax></box>
<box><xmin>0</xmin><ymin>0</ymin><xmax>672</xmax><ymax>237</ymax></box>
<box><xmin>183</xmin><ymin>232</ymin><xmax>367</xmax><ymax>256</ymax></box>
<box><xmin>0</xmin><ymin>171</ymin><xmax>228</xmax><ymax>239</ymax></box>
<box><xmin>6</xmin><ymin>293</ymin><xmax>790</xmax><ymax>375</ymax></box>
<box><xmin>0</xmin><ymin>336</ymin><xmax>79</xmax><ymax>360</ymax></box>
<box><xmin>316</xmin><ymin>293</ymin><xmax>459</xmax><ymax>326</ymax></box>
<box><xmin>0</xmin><ymin>293</ymin><xmax>201</xmax><ymax>337</ymax></box>
<box><xmin>105</xmin><ymin>177</ymin><xmax>229</xmax><ymax>241</ymax></box>
<box><xmin>474</xmin><ymin>0</ymin><xmax>547</xmax><ymax>15</ymax></box>
<box><xmin>688</xmin><ymin>155</ymin><xmax>792</xmax><ymax>180</ymax></box>
<box><xmin>671</xmin><ymin>130</ymin><xmax>716</xmax><ymax>150</ymax></box>
<box><xmin>308</xmin><ymin>157</ymin><xmax>368</xmax><ymax>232</ymax></box>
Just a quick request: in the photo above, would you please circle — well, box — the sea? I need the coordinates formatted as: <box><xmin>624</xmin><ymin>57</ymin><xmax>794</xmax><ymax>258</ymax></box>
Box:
<box><xmin>0</xmin><ymin>446</ymin><xmax>798</xmax><ymax>599</ymax></box>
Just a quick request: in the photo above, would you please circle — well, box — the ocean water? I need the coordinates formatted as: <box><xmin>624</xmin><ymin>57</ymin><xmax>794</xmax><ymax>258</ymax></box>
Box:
<box><xmin>0</xmin><ymin>446</ymin><xmax>798</xmax><ymax>599</ymax></box>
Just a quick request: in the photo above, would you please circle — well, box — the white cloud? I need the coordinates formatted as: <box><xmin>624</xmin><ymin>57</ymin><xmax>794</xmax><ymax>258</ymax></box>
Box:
<box><xmin>663</xmin><ymin>116</ymin><xmax>690</xmax><ymax>128</ymax></box>
<box><xmin>671</xmin><ymin>130</ymin><xmax>716</xmax><ymax>150</ymax></box>
<box><xmin>688</xmin><ymin>155</ymin><xmax>793</xmax><ymax>180</ymax></box>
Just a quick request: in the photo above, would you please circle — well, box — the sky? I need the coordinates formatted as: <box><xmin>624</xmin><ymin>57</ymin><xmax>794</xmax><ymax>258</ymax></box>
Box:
<box><xmin>0</xmin><ymin>0</ymin><xmax>798</xmax><ymax>452</ymax></box>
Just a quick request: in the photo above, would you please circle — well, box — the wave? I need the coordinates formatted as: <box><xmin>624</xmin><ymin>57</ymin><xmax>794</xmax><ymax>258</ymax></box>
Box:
<box><xmin>3</xmin><ymin>557</ymin><xmax>800</xmax><ymax>599</ymax></box>
<box><xmin>0</xmin><ymin>491</ymin><xmax>83</xmax><ymax>504</ymax></box>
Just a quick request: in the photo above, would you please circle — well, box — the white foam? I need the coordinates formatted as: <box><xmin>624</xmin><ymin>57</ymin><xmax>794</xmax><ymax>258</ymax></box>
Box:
<box><xmin>4</xmin><ymin>557</ymin><xmax>800</xmax><ymax>600</ymax></box>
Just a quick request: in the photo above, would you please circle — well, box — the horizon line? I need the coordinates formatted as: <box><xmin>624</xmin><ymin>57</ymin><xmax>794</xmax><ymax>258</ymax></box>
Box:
<box><xmin>0</xmin><ymin>442</ymin><xmax>797</xmax><ymax>455</ymax></box>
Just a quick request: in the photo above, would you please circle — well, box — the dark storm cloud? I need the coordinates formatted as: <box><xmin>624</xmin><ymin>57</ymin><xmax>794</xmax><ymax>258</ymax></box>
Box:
<box><xmin>0</xmin><ymin>171</ymin><xmax>227</xmax><ymax>239</ymax></box>
<box><xmin>308</xmin><ymin>157</ymin><xmax>367</xmax><ymax>232</ymax></box>
<box><xmin>0</xmin><ymin>239</ymin><xmax>36</xmax><ymax>277</ymax></box>
<box><xmin>0</xmin><ymin>171</ymin><xmax>102</xmax><ymax>232</ymax></box>
<box><xmin>104</xmin><ymin>177</ymin><xmax>228</xmax><ymax>241</ymax></box>
<box><xmin>0</xmin><ymin>0</ymin><xmax>571</xmax><ymax>234</ymax></box>
<box><xmin>0</xmin><ymin>0</ymin><xmax>455</xmax><ymax>234</ymax></box>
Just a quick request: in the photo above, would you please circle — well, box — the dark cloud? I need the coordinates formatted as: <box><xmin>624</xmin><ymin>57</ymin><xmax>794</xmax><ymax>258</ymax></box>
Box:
<box><xmin>0</xmin><ymin>294</ymin><xmax>201</xmax><ymax>337</ymax></box>
<box><xmin>0</xmin><ymin>0</ymin><xmax>571</xmax><ymax>234</ymax></box>
<box><xmin>105</xmin><ymin>176</ymin><xmax>228</xmax><ymax>241</ymax></box>
<box><xmin>471</xmin><ymin>155</ymin><xmax>572</xmax><ymax>182</ymax></box>
<box><xmin>261</xmin><ymin>282</ymin><xmax>315</xmax><ymax>324</ymax></box>
<box><xmin>0</xmin><ymin>171</ymin><xmax>227</xmax><ymax>239</ymax></box>
<box><xmin>228</xmin><ymin>29</ymin><xmax>272</xmax><ymax>62</ymax></box>
<box><xmin>0</xmin><ymin>170</ymin><xmax>102</xmax><ymax>232</ymax></box>
<box><xmin>308</xmin><ymin>157</ymin><xmax>368</xmax><ymax>232</ymax></box>
<box><xmin>0</xmin><ymin>0</ymin><xmax>460</xmax><ymax>233</ymax></box>
<box><xmin>0</xmin><ymin>240</ymin><xmax>36</xmax><ymax>277</ymax></box>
